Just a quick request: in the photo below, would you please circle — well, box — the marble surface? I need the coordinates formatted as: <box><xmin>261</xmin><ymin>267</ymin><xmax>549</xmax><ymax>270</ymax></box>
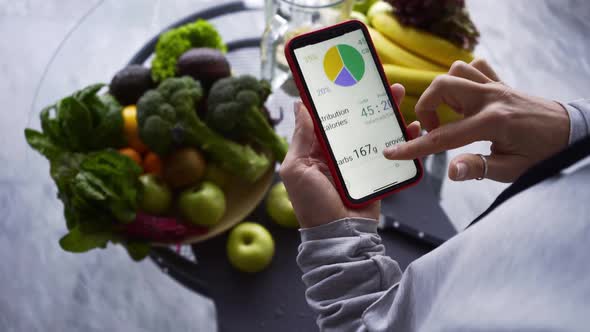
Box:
<box><xmin>1</xmin><ymin>0</ymin><xmax>589</xmax><ymax>331</ymax></box>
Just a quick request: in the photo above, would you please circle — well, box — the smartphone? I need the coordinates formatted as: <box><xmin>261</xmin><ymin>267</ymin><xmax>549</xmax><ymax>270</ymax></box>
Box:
<box><xmin>285</xmin><ymin>20</ymin><xmax>422</xmax><ymax>208</ymax></box>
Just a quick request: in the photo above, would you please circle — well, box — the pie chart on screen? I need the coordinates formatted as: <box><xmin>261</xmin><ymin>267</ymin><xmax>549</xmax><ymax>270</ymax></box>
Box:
<box><xmin>323</xmin><ymin>44</ymin><xmax>365</xmax><ymax>87</ymax></box>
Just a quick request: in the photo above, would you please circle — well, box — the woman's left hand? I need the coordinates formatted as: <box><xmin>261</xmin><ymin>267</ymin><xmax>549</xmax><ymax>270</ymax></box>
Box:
<box><xmin>280</xmin><ymin>84</ymin><xmax>422</xmax><ymax>229</ymax></box>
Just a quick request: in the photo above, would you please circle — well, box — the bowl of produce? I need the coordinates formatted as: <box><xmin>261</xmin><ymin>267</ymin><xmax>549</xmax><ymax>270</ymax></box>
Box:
<box><xmin>24</xmin><ymin>18</ymin><xmax>288</xmax><ymax>260</ymax></box>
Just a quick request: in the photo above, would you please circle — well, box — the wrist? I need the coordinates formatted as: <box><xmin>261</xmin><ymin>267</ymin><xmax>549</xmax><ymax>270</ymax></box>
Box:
<box><xmin>299</xmin><ymin>217</ymin><xmax>379</xmax><ymax>242</ymax></box>
<box><xmin>540</xmin><ymin>98</ymin><xmax>570</xmax><ymax>150</ymax></box>
<box><xmin>297</xmin><ymin>210</ymin><xmax>348</xmax><ymax>229</ymax></box>
<box><xmin>554</xmin><ymin>100</ymin><xmax>570</xmax><ymax>130</ymax></box>
<box><xmin>530</xmin><ymin>99</ymin><xmax>570</xmax><ymax>165</ymax></box>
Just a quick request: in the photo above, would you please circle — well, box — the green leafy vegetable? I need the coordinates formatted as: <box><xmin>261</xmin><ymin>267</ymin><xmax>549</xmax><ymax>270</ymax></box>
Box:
<box><xmin>74</xmin><ymin>150</ymin><xmax>142</xmax><ymax>224</ymax></box>
<box><xmin>59</xmin><ymin>226</ymin><xmax>113</xmax><ymax>253</ymax></box>
<box><xmin>207</xmin><ymin>75</ymin><xmax>288</xmax><ymax>162</ymax></box>
<box><xmin>40</xmin><ymin>84</ymin><xmax>126</xmax><ymax>152</ymax></box>
<box><xmin>25</xmin><ymin>127</ymin><xmax>142</xmax><ymax>257</ymax></box>
<box><xmin>137</xmin><ymin>76</ymin><xmax>270</xmax><ymax>182</ymax></box>
<box><xmin>24</xmin><ymin>127</ymin><xmax>63</xmax><ymax>160</ymax></box>
<box><xmin>151</xmin><ymin>19</ymin><xmax>226</xmax><ymax>82</ymax></box>
<box><xmin>124</xmin><ymin>241</ymin><xmax>152</xmax><ymax>261</ymax></box>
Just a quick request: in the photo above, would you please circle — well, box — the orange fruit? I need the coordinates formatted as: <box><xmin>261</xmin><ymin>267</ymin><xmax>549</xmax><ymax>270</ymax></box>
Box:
<box><xmin>143</xmin><ymin>152</ymin><xmax>162</xmax><ymax>175</ymax></box>
<box><xmin>122</xmin><ymin>105</ymin><xmax>148</xmax><ymax>154</ymax></box>
<box><xmin>119</xmin><ymin>147</ymin><xmax>143</xmax><ymax>167</ymax></box>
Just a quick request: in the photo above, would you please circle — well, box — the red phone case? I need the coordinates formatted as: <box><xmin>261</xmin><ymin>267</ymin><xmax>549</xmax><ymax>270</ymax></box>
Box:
<box><xmin>284</xmin><ymin>20</ymin><xmax>423</xmax><ymax>208</ymax></box>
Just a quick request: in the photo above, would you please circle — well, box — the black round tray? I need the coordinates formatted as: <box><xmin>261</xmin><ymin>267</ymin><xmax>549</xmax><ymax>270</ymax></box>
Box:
<box><xmin>126</xmin><ymin>3</ymin><xmax>446</xmax><ymax>331</ymax></box>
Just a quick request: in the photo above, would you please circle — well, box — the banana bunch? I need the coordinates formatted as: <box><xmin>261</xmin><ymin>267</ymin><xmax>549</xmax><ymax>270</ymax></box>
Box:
<box><xmin>365</xmin><ymin>1</ymin><xmax>475</xmax><ymax>125</ymax></box>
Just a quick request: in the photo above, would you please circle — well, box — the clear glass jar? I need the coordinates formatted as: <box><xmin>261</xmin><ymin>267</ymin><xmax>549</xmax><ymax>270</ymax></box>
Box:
<box><xmin>261</xmin><ymin>0</ymin><xmax>353</xmax><ymax>90</ymax></box>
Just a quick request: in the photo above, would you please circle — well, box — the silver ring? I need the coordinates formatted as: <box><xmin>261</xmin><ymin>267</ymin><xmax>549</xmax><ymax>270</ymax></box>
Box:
<box><xmin>476</xmin><ymin>154</ymin><xmax>488</xmax><ymax>180</ymax></box>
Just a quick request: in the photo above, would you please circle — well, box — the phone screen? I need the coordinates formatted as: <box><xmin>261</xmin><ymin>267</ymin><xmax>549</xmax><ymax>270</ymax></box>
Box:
<box><xmin>293</xmin><ymin>27</ymin><xmax>419</xmax><ymax>201</ymax></box>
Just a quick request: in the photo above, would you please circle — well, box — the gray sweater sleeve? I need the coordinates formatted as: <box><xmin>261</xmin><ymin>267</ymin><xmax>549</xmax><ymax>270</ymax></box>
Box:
<box><xmin>297</xmin><ymin>218</ymin><xmax>402</xmax><ymax>332</ymax></box>
<box><xmin>562</xmin><ymin>99</ymin><xmax>590</xmax><ymax>144</ymax></box>
<box><xmin>297</xmin><ymin>99</ymin><xmax>590</xmax><ymax>332</ymax></box>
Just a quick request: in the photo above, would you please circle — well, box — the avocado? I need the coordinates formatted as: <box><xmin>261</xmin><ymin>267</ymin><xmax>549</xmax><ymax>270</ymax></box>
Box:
<box><xmin>109</xmin><ymin>65</ymin><xmax>155</xmax><ymax>105</ymax></box>
<box><xmin>176</xmin><ymin>48</ymin><xmax>231</xmax><ymax>90</ymax></box>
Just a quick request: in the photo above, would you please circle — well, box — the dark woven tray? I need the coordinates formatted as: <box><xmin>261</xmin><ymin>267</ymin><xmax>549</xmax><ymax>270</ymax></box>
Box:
<box><xmin>126</xmin><ymin>2</ymin><xmax>454</xmax><ymax>330</ymax></box>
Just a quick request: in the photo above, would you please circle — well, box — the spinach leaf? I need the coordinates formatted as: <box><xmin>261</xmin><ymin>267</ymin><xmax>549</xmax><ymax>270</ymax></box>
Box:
<box><xmin>78</xmin><ymin>151</ymin><xmax>142</xmax><ymax>223</ymax></box>
<box><xmin>124</xmin><ymin>241</ymin><xmax>152</xmax><ymax>261</ymax></box>
<box><xmin>24</xmin><ymin>129</ymin><xmax>62</xmax><ymax>160</ymax></box>
<box><xmin>57</xmin><ymin>97</ymin><xmax>93</xmax><ymax>151</ymax></box>
<box><xmin>40</xmin><ymin>105</ymin><xmax>67</xmax><ymax>148</ymax></box>
<box><xmin>74</xmin><ymin>83</ymin><xmax>105</xmax><ymax>105</ymax></box>
<box><xmin>88</xmin><ymin>93</ymin><xmax>126</xmax><ymax>150</ymax></box>
<box><xmin>73</xmin><ymin>171</ymin><xmax>109</xmax><ymax>201</ymax></box>
<box><xmin>39</xmin><ymin>84</ymin><xmax>125</xmax><ymax>152</ymax></box>
<box><xmin>59</xmin><ymin>226</ymin><xmax>113</xmax><ymax>253</ymax></box>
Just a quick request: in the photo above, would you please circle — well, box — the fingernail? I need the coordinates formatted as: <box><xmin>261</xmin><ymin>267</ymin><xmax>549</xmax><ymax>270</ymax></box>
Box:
<box><xmin>455</xmin><ymin>162</ymin><xmax>467</xmax><ymax>180</ymax></box>
<box><xmin>383</xmin><ymin>145</ymin><xmax>399</xmax><ymax>157</ymax></box>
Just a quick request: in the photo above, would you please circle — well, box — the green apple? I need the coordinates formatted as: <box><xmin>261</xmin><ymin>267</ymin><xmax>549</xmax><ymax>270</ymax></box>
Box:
<box><xmin>178</xmin><ymin>181</ymin><xmax>226</xmax><ymax>226</ymax></box>
<box><xmin>266</xmin><ymin>182</ymin><xmax>298</xmax><ymax>228</ymax></box>
<box><xmin>139</xmin><ymin>174</ymin><xmax>172</xmax><ymax>215</ymax></box>
<box><xmin>227</xmin><ymin>222</ymin><xmax>275</xmax><ymax>273</ymax></box>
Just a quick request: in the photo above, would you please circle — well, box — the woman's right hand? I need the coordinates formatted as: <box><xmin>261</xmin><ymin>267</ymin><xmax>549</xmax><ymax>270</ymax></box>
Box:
<box><xmin>383</xmin><ymin>59</ymin><xmax>570</xmax><ymax>183</ymax></box>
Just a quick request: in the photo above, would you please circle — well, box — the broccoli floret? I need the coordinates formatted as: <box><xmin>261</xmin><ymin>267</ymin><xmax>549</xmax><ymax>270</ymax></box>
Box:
<box><xmin>207</xmin><ymin>75</ymin><xmax>288</xmax><ymax>162</ymax></box>
<box><xmin>151</xmin><ymin>20</ymin><xmax>226</xmax><ymax>82</ymax></box>
<box><xmin>137</xmin><ymin>76</ymin><xmax>270</xmax><ymax>182</ymax></box>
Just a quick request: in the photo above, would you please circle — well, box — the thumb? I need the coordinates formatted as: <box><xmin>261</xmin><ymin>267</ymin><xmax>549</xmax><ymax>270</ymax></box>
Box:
<box><xmin>448</xmin><ymin>153</ymin><xmax>529</xmax><ymax>183</ymax></box>
<box><xmin>448</xmin><ymin>153</ymin><xmax>487</xmax><ymax>181</ymax></box>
